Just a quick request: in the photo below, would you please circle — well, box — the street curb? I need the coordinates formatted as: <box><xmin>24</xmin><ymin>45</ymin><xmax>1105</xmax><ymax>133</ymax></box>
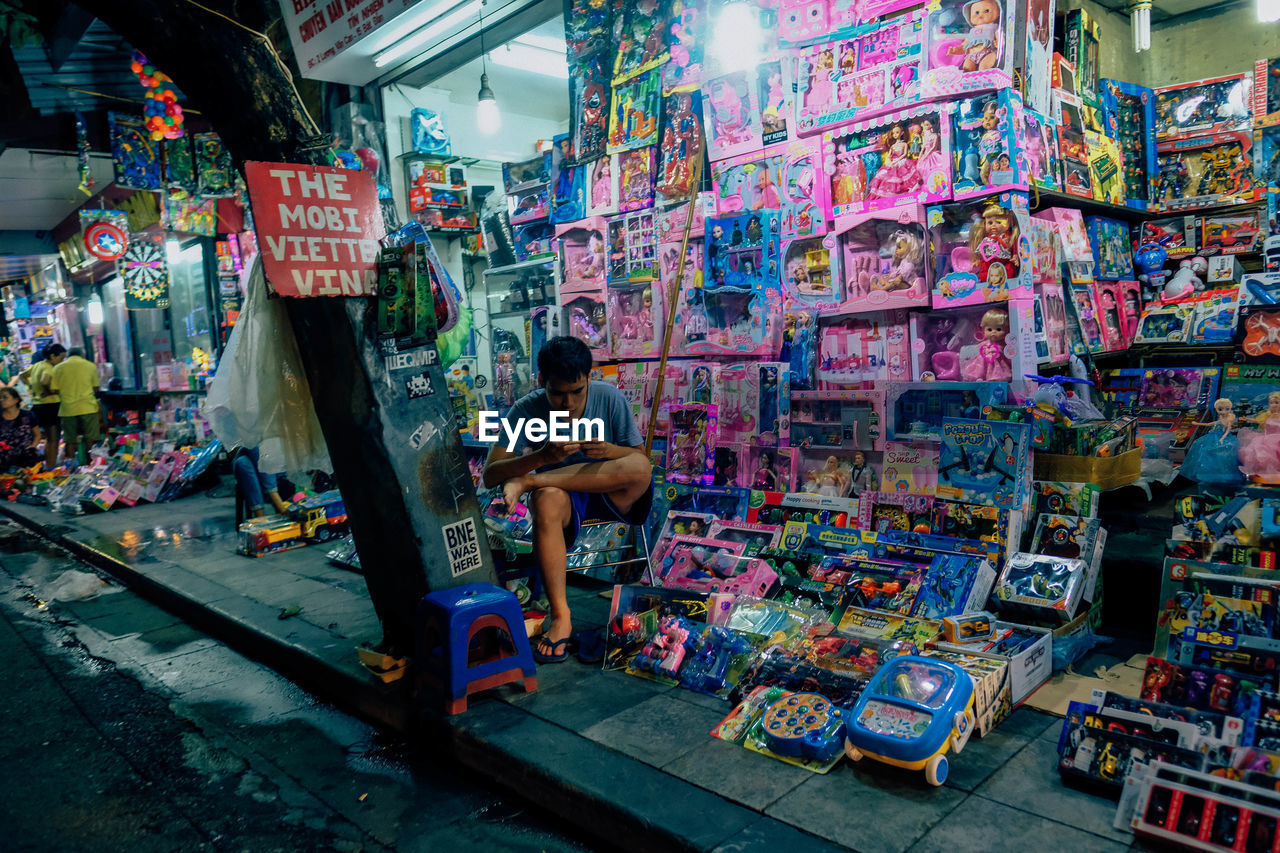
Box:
<box><xmin>0</xmin><ymin>504</ymin><xmax>843</xmax><ymax>853</ymax></box>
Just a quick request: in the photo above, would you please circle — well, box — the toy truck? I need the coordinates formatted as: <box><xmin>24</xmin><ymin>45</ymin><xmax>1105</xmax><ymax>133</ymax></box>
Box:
<box><xmin>237</xmin><ymin>490</ymin><xmax>349</xmax><ymax>557</ymax></box>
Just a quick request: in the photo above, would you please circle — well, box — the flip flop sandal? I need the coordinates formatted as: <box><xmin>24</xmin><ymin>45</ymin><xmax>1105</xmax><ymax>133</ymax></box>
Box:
<box><xmin>576</xmin><ymin>627</ymin><xmax>607</xmax><ymax>664</ymax></box>
<box><xmin>533</xmin><ymin>636</ymin><xmax>574</xmax><ymax>663</ymax></box>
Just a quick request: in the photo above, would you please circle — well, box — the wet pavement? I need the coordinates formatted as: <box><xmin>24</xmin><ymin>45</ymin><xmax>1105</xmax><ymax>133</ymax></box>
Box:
<box><xmin>0</xmin><ymin>524</ymin><xmax>594</xmax><ymax>852</ymax></box>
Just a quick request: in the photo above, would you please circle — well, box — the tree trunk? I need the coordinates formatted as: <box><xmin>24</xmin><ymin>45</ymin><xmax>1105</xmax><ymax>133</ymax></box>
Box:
<box><xmin>72</xmin><ymin>0</ymin><xmax>495</xmax><ymax>653</ymax></box>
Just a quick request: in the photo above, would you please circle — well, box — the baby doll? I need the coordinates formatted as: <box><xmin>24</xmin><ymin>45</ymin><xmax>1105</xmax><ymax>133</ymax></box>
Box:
<box><xmin>872</xmin><ymin>229</ymin><xmax>925</xmax><ymax>293</ymax></box>
<box><xmin>961</xmin><ymin>308</ymin><xmax>1012</xmax><ymax>382</ymax></box>
<box><xmin>1181</xmin><ymin>398</ymin><xmax>1245</xmax><ymax>492</ymax></box>
<box><xmin>969</xmin><ymin>201</ymin><xmax>1019</xmax><ymax>285</ymax></box>
<box><xmin>959</xmin><ymin>0</ymin><xmax>1003</xmax><ymax>72</ymax></box>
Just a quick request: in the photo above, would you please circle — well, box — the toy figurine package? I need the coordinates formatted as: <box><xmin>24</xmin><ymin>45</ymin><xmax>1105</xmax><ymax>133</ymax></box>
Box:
<box><xmin>950</xmin><ymin>89</ymin><xmax>1026</xmax><ymax>200</ymax></box>
<box><xmin>823</xmin><ymin>106</ymin><xmax>952</xmax><ymax>224</ymax></box>
<box><xmin>663</xmin><ymin>239</ymin><xmax>705</xmax><ymax>356</ymax></box>
<box><xmin>1058</xmin><ymin>8</ymin><xmax>1100</xmax><ymax>106</ymax></box>
<box><xmin>608</xmin><ymin>68</ymin><xmax>661</xmax><ymax>154</ymax></box>
<box><xmin>692</xmin><ymin>212</ymin><xmax>783</xmax><ymax>356</ymax></box>
<box><xmin>936</xmin><ymin>418</ymin><xmax>1031</xmax><ymax>511</ymax></box>
<box><xmin>549</xmin><ymin>134</ymin><xmax>585</xmax><ymax>223</ymax></box>
<box><xmin>703</xmin><ymin>69</ymin><xmax>764</xmax><ymax>160</ymax></box>
<box><xmin>783</xmin><ymin>236</ymin><xmax>842</xmax><ymax>313</ymax></box>
<box><xmin>1085</xmin><ymin>217</ymin><xmax>1132</xmax><ymax>280</ymax></box>
<box><xmin>1155</xmin><ymin>131</ymin><xmax>1256</xmax><ymax>212</ymax></box>
<box><xmin>608</xmin><ymin>278</ymin><xmax>662</xmax><ymax>359</ymax></box>
<box><xmin>834</xmin><ymin>206</ymin><xmax>931</xmax><ymax>312</ymax></box>
<box><xmin>1018</xmin><ymin>108</ymin><xmax>1061</xmax><ymax>192</ymax></box>
<box><xmin>1154</xmin><ymin>75</ymin><xmax>1253</xmax><ymax>142</ymax></box>
<box><xmin>928</xmin><ymin>192</ymin><xmax>1034</xmax><ymax>307</ymax></box>
<box><xmin>617</xmin><ymin>146</ymin><xmax>657</xmax><ymax>213</ymax></box>
<box><xmin>657</xmin><ymin>92</ymin><xmax>702</xmax><ymax>202</ymax></box>
<box><xmin>793</xmin><ymin>11</ymin><xmax>927</xmax><ymax>135</ymax></box>
<box><xmin>607</xmin><ymin>210</ymin><xmax>659</xmax><ymax>286</ymax></box>
<box><xmin>1054</xmin><ymin>90</ymin><xmax>1093</xmax><ymax>198</ymax></box>
<box><xmin>712</xmin><ymin>138</ymin><xmax>828</xmax><ymax>241</ymax></box>
<box><xmin>1099</xmin><ymin>79</ymin><xmax>1156</xmax><ymax>209</ymax></box>
<box><xmin>667</xmin><ymin>404</ymin><xmax>718</xmax><ymax>485</ymax></box>
<box><xmin>570</xmin><ymin>52</ymin><xmax>611</xmax><ymax>163</ymax></box>
<box><xmin>586</xmin><ymin>153</ymin><xmax>621</xmax><ymax>217</ymax></box>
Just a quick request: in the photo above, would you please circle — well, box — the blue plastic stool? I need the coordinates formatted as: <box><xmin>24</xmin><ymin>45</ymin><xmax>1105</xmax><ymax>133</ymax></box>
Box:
<box><xmin>416</xmin><ymin>582</ymin><xmax>538</xmax><ymax>714</ymax></box>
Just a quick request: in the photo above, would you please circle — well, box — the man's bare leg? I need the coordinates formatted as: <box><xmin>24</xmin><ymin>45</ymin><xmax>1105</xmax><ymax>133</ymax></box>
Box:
<box><xmin>503</xmin><ymin>453</ymin><xmax>652</xmax><ymax>514</ymax></box>
<box><xmin>529</xmin><ymin>486</ymin><xmax>574</xmax><ymax>657</ymax></box>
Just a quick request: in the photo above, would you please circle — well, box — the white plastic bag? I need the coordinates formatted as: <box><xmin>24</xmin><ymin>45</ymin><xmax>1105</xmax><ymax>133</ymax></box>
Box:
<box><xmin>202</xmin><ymin>258</ymin><xmax>332</xmax><ymax>474</ymax></box>
<box><xmin>48</xmin><ymin>569</ymin><xmax>105</xmax><ymax>602</ymax></box>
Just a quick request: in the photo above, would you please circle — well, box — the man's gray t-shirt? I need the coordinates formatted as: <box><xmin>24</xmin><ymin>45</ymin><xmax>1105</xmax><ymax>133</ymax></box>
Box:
<box><xmin>505</xmin><ymin>381</ymin><xmax>643</xmax><ymax>470</ymax></box>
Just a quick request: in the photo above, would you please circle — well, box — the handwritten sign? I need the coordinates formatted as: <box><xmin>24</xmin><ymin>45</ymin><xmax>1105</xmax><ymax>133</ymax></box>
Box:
<box><xmin>244</xmin><ymin>161</ymin><xmax>384</xmax><ymax>298</ymax></box>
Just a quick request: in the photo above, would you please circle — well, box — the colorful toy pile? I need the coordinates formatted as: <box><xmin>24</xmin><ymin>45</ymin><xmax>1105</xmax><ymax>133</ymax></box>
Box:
<box><xmin>130</xmin><ymin>51</ymin><xmax>185</xmax><ymax>141</ymax></box>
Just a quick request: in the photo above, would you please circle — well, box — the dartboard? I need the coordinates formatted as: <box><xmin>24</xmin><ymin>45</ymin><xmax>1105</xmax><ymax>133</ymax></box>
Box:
<box><xmin>120</xmin><ymin>239</ymin><xmax>169</xmax><ymax>305</ymax></box>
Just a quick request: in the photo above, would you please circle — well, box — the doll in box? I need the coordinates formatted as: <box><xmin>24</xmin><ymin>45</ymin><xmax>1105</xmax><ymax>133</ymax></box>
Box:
<box><xmin>873</xmin><ymin>229</ymin><xmax>926</xmax><ymax>293</ymax></box>
<box><xmin>961</xmin><ymin>307</ymin><xmax>1012</xmax><ymax>382</ymax></box>
<box><xmin>1238</xmin><ymin>392</ymin><xmax>1280</xmax><ymax>484</ymax></box>
<box><xmin>958</xmin><ymin>0</ymin><xmax>1003</xmax><ymax>71</ymax></box>
<box><xmin>970</xmin><ymin>201</ymin><xmax>1019</xmax><ymax>287</ymax></box>
<box><xmin>868</xmin><ymin>124</ymin><xmax>924</xmax><ymax>198</ymax></box>
<box><xmin>1180</xmin><ymin>398</ymin><xmax>1244</xmax><ymax>491</ymax></box>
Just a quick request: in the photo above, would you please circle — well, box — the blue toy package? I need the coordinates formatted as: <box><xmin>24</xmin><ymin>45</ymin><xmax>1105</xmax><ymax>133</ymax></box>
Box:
<box><xmin>410</xmin><ymin>107</ymin><xmax>451</xmax><ymax>156</ymax></box>
<box><xmin>646</xmin><ymin>476</ymin><xmax>750</xmax><ymax>548</ymax></box>
<box><xmin>936</xmin><ymin>419</ymin><xmax>1031</xmax><ymax>512</ymax></box>
<box><xmin>1098</xmin><ymin>80</ymin><xmax>1156</xmax><ymax>210</ymax></box>
<box><xmin>1084</xmin><ymin>216</ymin><xmax>1132</xmax><ymax>280</ymax></box>
<box><xmin>679</xmin><ymin>625</ymin><xmax>760</xmax><ymax>697</ymax></box>
<box><xmin>884</xmin><ymin>382</ymin><xmax>1008</xmax><ymax>443</ymax></box>
<box><xmin>911</xmin><ymin>553</ymin><xmax>994</xmax><ymax>620</ymax></box>
<box><xmin>550</xmin><ymin>133</ymin><xmax>586</xmax><ymax>223</ymax></box>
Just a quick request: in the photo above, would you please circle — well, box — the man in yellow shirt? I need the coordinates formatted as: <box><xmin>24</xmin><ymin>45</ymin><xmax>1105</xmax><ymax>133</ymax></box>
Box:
<box><xmin>50</xmin><ymin>347</ymin><xmax>101</xmax><ymax>466</ymax></box>
<box><xmin>19</xmin><ymin>343</ymin><xmax>65</xmax><ymax>468</ymax></box>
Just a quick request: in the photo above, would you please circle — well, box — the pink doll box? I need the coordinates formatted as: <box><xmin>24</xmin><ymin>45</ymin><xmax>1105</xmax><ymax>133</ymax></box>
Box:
<box><xmin>562</xmin><ymin>290</ymin><xmax>611</xmax><ymax>360</ymax></box>
<box><xmin>822</xmin><ymin>106</ymin><xmax>953</xmax><ymax>225</ymax></box>
<box><xmin>1013</xmin><ymin>0</ymin><xmax>1055</xmax><ymax>116</ymax></box>
<box><xmin>557</xmin><ymin>217</ymin><xmax>610</xmax><ymax>294</ymax></box>
<box><xmin>1092</xmin><ymin>281</ymin><xmax>1128</xmax><ymax>352</ymax></box>
<box><xmin>716</xmin><ymin>363</ymin><xmax>763</xmax><ymax>444</ymax></box>
<box><xmin>606</xmin><ymin>211</ymin><xmax>660</xmax><ymax>287</ymax></box>
<box><xmin>780</xmin><ymin>0</ymin><xmax>922</xmax><ymax>47</ymax></box>
<box><xmin>909</xmin><ymin>301</ymin><xmax>1033</xmax><ymax>396</ymax></box>
<box><xmin>712</xmin><ymin>443</ymin><xmax>748</xmax><ymax>487</ymax></box>
<box><xmin>1033</xmin><ymin>207</ymin><xmax>1095</xmax><ymax>282</ymax></box>
<box><xmin>834</xmin><ymin>205</ymin><xmax>932</xmax><ymax>313</ymax></box>
<box><xmin>927</xmin><ymin>191</ymin><xmax>1034</xmax><ymax>308</ymax></box>
<box><xmin>794</xmin><ymin>11</ymin><xmax>927</xmax><ymax>136</ymax></box>
<box><xmin>586</xmin><ymin>153</ymin><xmax>622</xmax><ymax>217</ymax></box>
<box><xmin>618</xmin><ymin>146</ymin><xmax>658</xmax><ymax>213</ymax></box>
<box><xmin>712</xmin><ymin>138</ymin><xmax>829</xmax><ymax>240</ymax></box>
<box><xmin>667</xmin><ymin>403</ymin><xmax>719</xmax><ymax>485</ymax></box>
<box><xmin>679</xmin><ymin>362</ymin><xmax>719</xmax><ymax>407</ymax></box>
<box><xmin>816</xmin><ymin>310</ymin><xmax>912</xmax><ymax>386</ymax></box>
<box><xmin>1024</xmin><ymin>215</ymin><xmax>1059</xmax><ymax>288</ymax></box>
<box><xmin>950</xmin><ymin>88</ymin><xmax>1028</xmax><ymax>201</ymax></box>
<box><xmin>1018</xmin><ymin>108</ymin><xmax>1062</xmax><ymax>193</ymax></box>
<box><xmin>656</xmin><ymin>191</ymin><xmax>712</xmax><ymax>243</ymax></box>
<box><xmin>881</xmin><ymin>441</ymin><xmax>940</xmax><ymax>494</ymax></box>
<box><xmin>796</xmin><ymin>448</ymin><xmax>877</xmax><ymax>498</ymax></box>
<box><xmin>656</xmin><ymin>534</ymin><xmax>745</xmax><ymax>586</ymax></box>
<box><xmin>707</xmin><ymin>518</ymin><xmax>784</xmax><ymax>551</ymax></box>
<box><xmin>702</xmin><ymin>68</ymin><xmax>764</xmax><ymax>161</ymax></box>
<box><xmin>920</xmin><ymin>0</ymin><xmax>1019</xmax><ymax>100</ymax></box>
<box><xmin>1068</xmin><ymin>282</ymin><xmax>1105</xmax><ymax>352</ymax></box>
<box><xmin>662</xmin><ymin>238</ymin><xmax>705</xmax><ymax>357</ymax></box>
<box><xmin>783</xmin><ymin>234</ymin><xmax>843</xmax><ymax>312</ymax></box>
<box><xmin>1117</xmin><ymin>280</ymin><xmax>1143</xmax><ymax>345</ymax></box>
<box><xmin>1037</xmin><ymin>281</ymin><xmax>1070</xmax><ymax>364</ymax></box>
<box><xmin>609</xmin><ymin>279</ymin><xmax>664</xmax><ymax>359</ymax></box>
<box><xmin>743</xmin><ymin>445</ymin><xmax>799</xmax><ymax>492</ymax></box>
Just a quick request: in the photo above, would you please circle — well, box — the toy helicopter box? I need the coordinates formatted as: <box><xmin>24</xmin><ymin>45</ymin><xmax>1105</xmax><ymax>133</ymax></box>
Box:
<box><xmin>937</xmin><ymin>419</ymin><xmax>1031</xmax><ymax>512</ymax></box>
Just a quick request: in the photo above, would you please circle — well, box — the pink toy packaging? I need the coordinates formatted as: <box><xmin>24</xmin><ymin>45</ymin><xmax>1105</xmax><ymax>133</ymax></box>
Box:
<box><xmin>702</xmin><ymin>70</ymin><xmax>763</xmax><ymax>160</ymax></box>
<box><xmin>1014</xmin><ymin>0</ymin><xmax>1055</xmax><ymax>115</ymax></box>
<box><xmin>716</xmin><ymin>363</ymin><xmax>762</xmax><ymax>444</ymax></box>
<box><xmin>909</xmin><ymin>302</ymin><xmax>1033</xmax><ymax>393</ymax></box>
<box><xmin>662</xmin><ymin>0</ymin><xmax>703</xmax><ymax>94</ymax></box>
<box><xmin>656</xmin><ymin>191</ymin><xmax>711</xmax><ymax>243</ymax></box>
<box><xmin>558</xmin><ymin>217</ymin><xmax>609</xmax><ymax>292</ymax></box>
<box><xmin>744</xmin><ymin>445</ymin><xmax>799</xmax><ymax>492</ymax></box>
<box><xmin>927</xmin><ymin>191</ymin><xmax>1033</xmax><ymax>308</ymax></box>
<box><xmin>563</xmin><ymin>291</ymin><xmax>610</xmax><ymax>358</ymax></box>
<box><xmin>586</xmin><ymin>154</ymin><xmax>621</xmax><ymax>217</ymax></box>
<box><xmin>661</xmin><ymin>239</ymin><xmax>704</xmax><ymax>356</ymax></box>
<box><xmin>756</xmin><ymin>54</ymin><xmax>796</xmax><ymax>147</ymax></box>
<box><xmin>712</xmin><ymin>138</ymin><xmax>828</xmax><ymax>240</ymax></box>
<box><xmin>656</xmin><ymin>92</ymin><xmax>702</xmax><ymax>202</ymax></box>
<box><xmin>1068</xmin><ymin>282</ymin><xmax>1105</xmax><ymax>352</ymax></box>
<box><xmin>823</xmin><ymin>106</ymin><xmax>952</xmax><ymax>225</ymax></box>
<box><xmin>950</xmin><ymin>89</ymin><xmax>1027</xmax><ymax>200</ymax></box>
<box><xmin>680</xmin><ymin>362</ymin><xmax>718</xmax><ymax>407</ymax></box>
<box><xmin>817</xmin><ymin>310</ymin><xmax>912</xmax><ymax>386</ymax></box>
<box><xmin>1037</xmin><ymin>281</ymin><xmax>1070</xmax><ymax>363</ymax></box>
<box><xmin>881</xmin><ymin>441</ymin><xmax>940</xmax><ymax>494</ymax></box>
<box><xmin>607</xmin><ymin>211</ymin><xmax>659</xmax><ymax>287</ymax></box>
<box><xmin>780</xmin><ymin>0</ymin><xmax>922</xmax><ymax>46</ymax></box>
<box><xmin>667</xmin><ymin>404</ymin><xmax>718</xmax><ymax>485</ymax></box>
<box><xmin>618</xmin><ymin>146</ymin><xmax>657</xmax><ymax>212</ymax></box>
<box><xmin>834</xmin><ymin>205</ymin><xmax>932</xmax><ymax>313</ymax></box>
<box><xmin>783</xmin><ymin>235</ymin><xmax>843</xmax><ymax>313</ymax></box>
<box><xmin>1117</xmin><ymin>280</ymin><xmax>1143</xmax><ymax>345</ymax></box>
<box><xmin>793</xmin><ymin>12</ymin><xmax>926</xmax><ymax>135</ymax></box>
<box><xmin>1033</xmin><ymin>206</ymin><xmax>1095</xmax><ymax>283</ymax></box>
<box><xmin>1092</xmin><ymin>281</ymin><xmax>1127</xmax><ymax>352</ymax></box>
<box><xmin>1018</xmin><ymin>108</ymin><xmax>1062</xmax><ymax>192</ymax></box>
<box><xmin>920</xmin><ymin>0</ymin><xmax>1019</xmax><ymax>98</ymax></box>
<box><xmin>609</xmin><ymin>278</ymin><xmax>663</xmax><ymax>358</ymax></box>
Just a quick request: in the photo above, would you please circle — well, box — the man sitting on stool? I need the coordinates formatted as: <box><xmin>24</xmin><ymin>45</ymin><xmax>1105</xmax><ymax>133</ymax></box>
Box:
<box><xmin>482</xmin><ymin>337</ymin><xmax>653</xmax><ymax>663</ymax></box>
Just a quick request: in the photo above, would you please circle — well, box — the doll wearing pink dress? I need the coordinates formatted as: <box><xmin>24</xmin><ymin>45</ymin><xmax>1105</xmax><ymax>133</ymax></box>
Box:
<box><xmin>961</xmin><ymin>308</ymin><xmax>1012</xmax><ymax>382</ymax></box>
<box><xmin>916</xmin><ymin>120</ymin><xmax>946</xmax><ymax>186</ymax></box>
<box><xmin>592</xmin><ymin>160</ymin><xmax>612</xmax><ymax>208</ymax></box>
<box><xmin>867</xmin><ymin>125</ymin><xmax>922</xmax><ymax>198</ymax></box>
<box><xmin>1239</xmin><ymin>392</ymin><xmax>1280</xmax><ymax>483</ymax></box>
<box><xmin>755</xmin><ymin>168</ymin><xmax>782</xmax><ymax>209</ymax></box>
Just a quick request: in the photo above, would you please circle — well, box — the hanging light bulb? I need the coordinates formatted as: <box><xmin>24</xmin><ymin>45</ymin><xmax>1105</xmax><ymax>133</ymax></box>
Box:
<box><xmin>1261</xmin><ymin>0</ymin><xmax>1280</xmax><ymax>23</ymax></box>
<box><xmin>475</xmin><ymin>1</ymin><xmax>500</xmax><ymax>135</ymax></box>
<box><xmin>1129</xmin><ymin>0</ymin><xmax>1152</xmax><ymax>52</ymax></box>
<box><xmin>477</xmin><ymin>72</ymin><xmax>500</xmax><ymax>134</ymax></box>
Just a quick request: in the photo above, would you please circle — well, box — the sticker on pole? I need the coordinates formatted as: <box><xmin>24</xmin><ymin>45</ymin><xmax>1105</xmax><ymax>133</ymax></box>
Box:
<box><xmin>244</xmin><ymin>160</ymin><xmax>385</xmax><ymax>297</ymax></box>
<box><xmin>442</xmin><ymin>517</ymin><xmax>483</xmax><ymax>577</ymax></box>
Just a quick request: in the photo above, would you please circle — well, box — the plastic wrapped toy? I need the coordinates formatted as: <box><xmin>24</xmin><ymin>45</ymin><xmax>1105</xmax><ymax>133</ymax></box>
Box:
<box><xmin>929</xmin><ymin>195</ymin><xmax>1033</xmax><ymax>307</ymax></box>
<box><xmin>1181</xmin><ymin>398</ymin><xmax>1245</xmax><ymax>491</ymax></box>
<box><xmin>835</xmin><ymin>206</ymin><xmax>931</xmax><ymax>312</ymax></box>
<box><xmin>823</xmin><ymin>108</ymin><xmax>952</xmax><ymax>223</ymax></box>
<box><xmin>844</xmin><ymin>656</ymin><xmax>975</xmax><ymax>786</ymax></box>
<box><xmin>1238</xmin><ymin>391</ymin><xmax>1280</xmax><ymax>484</ymax></box>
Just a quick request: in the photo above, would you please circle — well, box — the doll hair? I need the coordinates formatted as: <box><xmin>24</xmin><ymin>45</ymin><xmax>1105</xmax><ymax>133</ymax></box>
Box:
<box><xmin>968</xmin><ymin>201</ymin><xmax>1018</xmax><ymax>257</ymax></box>
<box><xmin>880</xmin><ymin>124</ymin><xmax>905</xmax><ymax>151</ymax></box>
<box><xmin>890</xmin><ymin>229</ymin><xmax>924</xmax><ymax>265</ymax></box>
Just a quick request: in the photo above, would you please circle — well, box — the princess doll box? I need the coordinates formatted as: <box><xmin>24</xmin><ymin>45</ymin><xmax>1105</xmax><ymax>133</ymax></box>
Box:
<box><xmin>832</xmin><ymin>205</ymin><xmax>932</xmax><ymax>313</ymax></box>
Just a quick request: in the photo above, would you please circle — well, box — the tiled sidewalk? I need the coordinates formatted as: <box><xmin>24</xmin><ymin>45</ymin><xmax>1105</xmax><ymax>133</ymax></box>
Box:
<box><xmin>0</xmin><ymin>492</ymin><xmax>1147</xmax><ymax>852</ymax></box>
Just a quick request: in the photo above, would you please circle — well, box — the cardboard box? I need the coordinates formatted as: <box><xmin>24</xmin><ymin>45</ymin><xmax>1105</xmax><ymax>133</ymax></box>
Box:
<box><xmin>936</xmin><ymin>621</ymin><xmax>1052</xmax><ymax>704</ymax></box>
<box><xmin>1033</xmin><ymin>447</ymin><xmax>1140</xmax><ymax>490</ymax></box>
<box><xmin>922</xmin><ymin>648</ymin><xmax>1011</xmax><ymax>737</ymax></box>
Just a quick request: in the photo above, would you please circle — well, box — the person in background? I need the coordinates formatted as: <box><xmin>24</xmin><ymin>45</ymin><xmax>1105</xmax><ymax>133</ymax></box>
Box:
<box><xmin>232</xmin><ymin>447</ymin><xmax>291</xmax><ymax>518</ymax></box>
<box><xmin>19</xmin><ymin>343</ymin><xmax>65</xmax><ymax>468</ymax></box>
<box><xmin>0</xmin><ymin>387</ymin><xmax>42</xmax><ymax>469</ymax></box>
<box><xmin>50</xmin><ymin>347</ymin><xmax>100</xmax><ymax>466</ymax></box>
